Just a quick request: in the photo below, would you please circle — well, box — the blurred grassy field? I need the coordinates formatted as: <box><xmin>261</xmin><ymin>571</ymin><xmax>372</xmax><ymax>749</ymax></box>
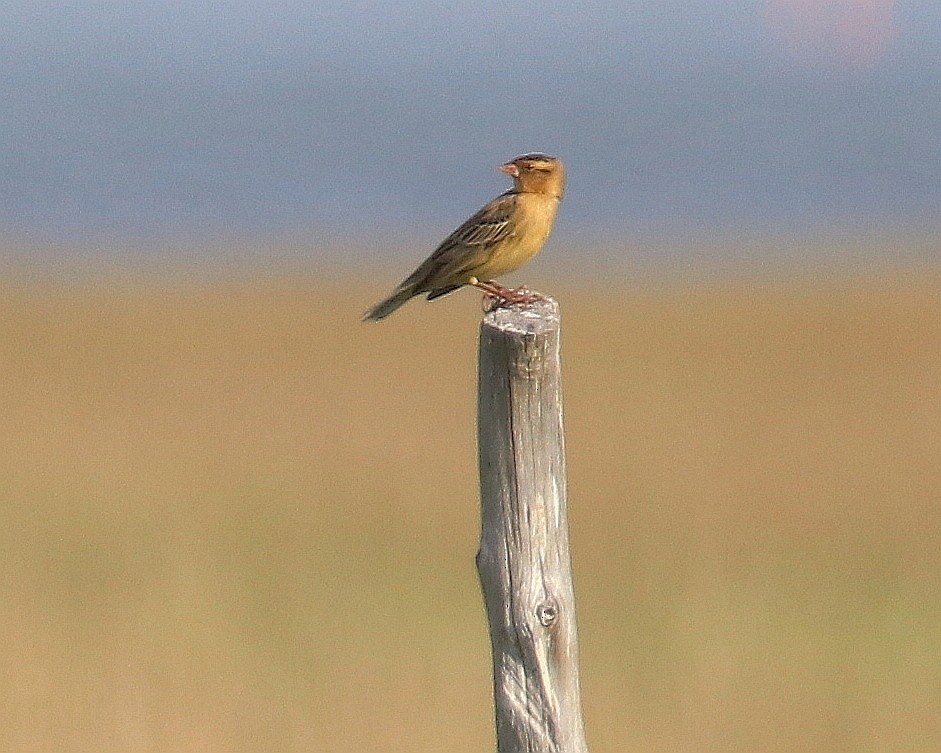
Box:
<box><xmin>1</xmin><ymin>266</ymin><xmax>939</xmax><ymax>752</ymax></box>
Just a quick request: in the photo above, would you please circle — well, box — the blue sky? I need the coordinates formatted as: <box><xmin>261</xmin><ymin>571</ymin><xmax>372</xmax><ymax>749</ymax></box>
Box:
<box><xmin>1</xmin><ymin>1</ymin><xmax>938</xmax><ymax>249</ymax></box>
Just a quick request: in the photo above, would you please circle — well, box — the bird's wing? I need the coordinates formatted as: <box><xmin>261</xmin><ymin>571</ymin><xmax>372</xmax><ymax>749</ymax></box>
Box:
<box><xmin>424</xmin><ymin>192</ymin><xmax>519</xmax><ymax>282</ymax></box>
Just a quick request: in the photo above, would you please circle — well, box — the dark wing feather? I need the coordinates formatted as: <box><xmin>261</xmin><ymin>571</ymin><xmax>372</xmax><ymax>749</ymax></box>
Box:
<box><xmin>425</xmin><ymin>284</ymin><xmax>462</xmax><ymax>301</ymax></box>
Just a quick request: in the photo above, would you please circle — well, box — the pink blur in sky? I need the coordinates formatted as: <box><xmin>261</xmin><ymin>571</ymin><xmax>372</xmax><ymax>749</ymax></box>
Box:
<box><xmin>764</xmin><ymin>0</ymin><xmax>899</xmax><ymax>67</ymax></box>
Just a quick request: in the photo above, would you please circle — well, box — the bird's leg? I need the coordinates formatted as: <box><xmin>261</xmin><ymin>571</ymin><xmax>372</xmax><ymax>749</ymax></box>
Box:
<box><xmin>470</xmin><ymin>278</ymin><xmax>516</xmax><ymax>298</ymax></box>
<box><xmin>469</xmin><ymin>277</ymin><xmax>544</xmax><ymax>308</ymax></box>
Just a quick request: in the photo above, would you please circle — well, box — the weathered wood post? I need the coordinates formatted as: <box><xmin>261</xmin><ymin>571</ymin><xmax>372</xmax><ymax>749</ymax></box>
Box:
<box><xmin>476</xmin><ymin>295</ymin><xmax>589</xmax><ymax>753</ymax></box>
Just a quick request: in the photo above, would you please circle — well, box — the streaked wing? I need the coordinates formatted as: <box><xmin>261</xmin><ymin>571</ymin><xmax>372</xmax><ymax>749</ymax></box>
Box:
<box><xmin>429</xmin><ymin>193</ymin><xmax>518</xmax><ymax>279</ymax></box>
<box><xmin>450</xmin><ymin>196</ymin><xmax>515</xmax><ymax>248</ymax></box>
<box><xmin>396</xmin><ymin>192</ymin><xmax>518</xmax><ymax>295</ymax></box>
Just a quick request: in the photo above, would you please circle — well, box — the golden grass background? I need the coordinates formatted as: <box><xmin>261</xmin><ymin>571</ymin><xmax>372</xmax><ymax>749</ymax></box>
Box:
<box><xmin>1</xmin><ymin>266</ymin><xmax>939</xmax><ymax>751</ymax></box>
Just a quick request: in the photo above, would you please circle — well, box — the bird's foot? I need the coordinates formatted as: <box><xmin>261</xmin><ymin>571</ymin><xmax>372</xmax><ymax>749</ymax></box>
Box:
<box><xmin>470</xmin><ymin>278</ymin><xmax>544</xmax><ymax>311</ymax></box>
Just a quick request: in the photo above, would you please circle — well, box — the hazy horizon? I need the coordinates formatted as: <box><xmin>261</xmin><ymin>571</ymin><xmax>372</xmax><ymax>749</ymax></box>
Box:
<box><xmin>1</xmin><ymin>1</ymin><xmax>939</xmax><ymax>258</ymax></box>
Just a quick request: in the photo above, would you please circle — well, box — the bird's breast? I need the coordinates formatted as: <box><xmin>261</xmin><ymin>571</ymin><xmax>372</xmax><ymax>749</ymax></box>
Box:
<box><xmin>485</xmin><ymin>194</ymin><xmax>560</xmax><ymax>277</ymax></box>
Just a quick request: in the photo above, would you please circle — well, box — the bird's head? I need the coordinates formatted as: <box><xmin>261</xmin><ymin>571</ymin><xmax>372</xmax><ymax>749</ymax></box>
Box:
<box><xmin>500</xmin><ymin>154</ymin><xmax>565</xmax><ymax>199</ymax></box>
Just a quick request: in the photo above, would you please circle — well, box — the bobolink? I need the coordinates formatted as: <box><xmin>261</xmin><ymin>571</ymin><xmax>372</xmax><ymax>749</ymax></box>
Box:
<box><xmin>364</xmin><ymin>153</ymin><xmax>565</xmax><ymax>321</ymax></box>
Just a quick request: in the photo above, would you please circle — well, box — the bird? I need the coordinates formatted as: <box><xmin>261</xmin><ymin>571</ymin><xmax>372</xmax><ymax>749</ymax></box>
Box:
<box><xmin>364</xmin><ymin>153</ymin><xmax>565</xmax><ymax>321</ymax></box>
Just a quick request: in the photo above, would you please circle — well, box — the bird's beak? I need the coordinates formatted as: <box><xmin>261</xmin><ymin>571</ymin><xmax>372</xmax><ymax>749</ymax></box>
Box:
<box><xmin>499</xmin><ymin>162</ymin><xmax>519</xmax><ymax>177</ymax></box>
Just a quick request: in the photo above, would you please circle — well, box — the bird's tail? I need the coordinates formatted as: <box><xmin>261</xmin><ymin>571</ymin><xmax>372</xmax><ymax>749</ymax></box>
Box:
<box><xmin>363</xmin><ymin>283</ymin><xmax>417</xmax><ymax>321</ymax></box>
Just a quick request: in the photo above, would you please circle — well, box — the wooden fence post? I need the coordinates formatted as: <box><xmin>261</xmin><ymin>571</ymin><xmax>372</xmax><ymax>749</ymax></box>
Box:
<box><xmin>476</xmin><ymin>296</ymin><xmax>590</xmax><ymax>753</ymax></box>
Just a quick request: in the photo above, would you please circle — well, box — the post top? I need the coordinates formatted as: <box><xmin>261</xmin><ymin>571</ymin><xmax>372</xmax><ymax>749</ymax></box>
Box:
<box><xmin>481</xmin><ymin>293</ymin><xmax>560</xmax><ymax>337</ymax></box>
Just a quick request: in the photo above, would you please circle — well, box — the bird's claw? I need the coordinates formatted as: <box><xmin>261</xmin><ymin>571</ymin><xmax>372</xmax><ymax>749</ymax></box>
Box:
<box><xmin>471</xmin><ymin>278</ymin><xmax>543</xmax><ymax>311</ymax></box>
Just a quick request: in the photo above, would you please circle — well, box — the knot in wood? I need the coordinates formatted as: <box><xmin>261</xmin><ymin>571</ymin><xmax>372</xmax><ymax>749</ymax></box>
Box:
<box><xmin>536</xmin><ymin>601</ymin><xmax>559</xmax><ymax>627</ymax></box>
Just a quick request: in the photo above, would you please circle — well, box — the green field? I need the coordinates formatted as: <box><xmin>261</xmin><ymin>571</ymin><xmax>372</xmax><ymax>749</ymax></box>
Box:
<box><xmin>1</xmin><ymin>267</ymin><xmax>939</xmax><ymax>752</ymax></box>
